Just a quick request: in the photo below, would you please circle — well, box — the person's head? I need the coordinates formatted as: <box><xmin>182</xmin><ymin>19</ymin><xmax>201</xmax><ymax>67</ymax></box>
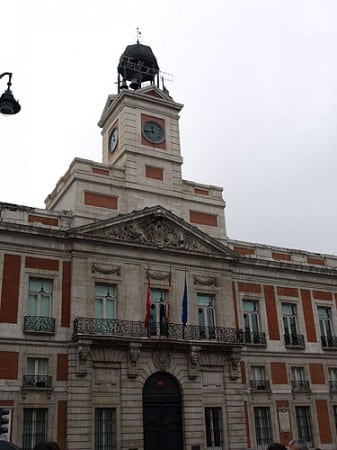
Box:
<box><xmin>33</xmin><ymin>441</ymin><xmax>60</xmax><ymax>450</ymax></box>
<box><xmin>267</xmin><ymin>443</ymin><xmax>287</xmax><ymax>450</ymax></box>
<box><xmin>288</xmin><ymin>439</ymin><xmax>309</xmax><ymax>450</ymax></box>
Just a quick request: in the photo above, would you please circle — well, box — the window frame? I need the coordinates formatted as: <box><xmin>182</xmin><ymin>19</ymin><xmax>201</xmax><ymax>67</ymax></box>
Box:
<box><xmin>204</xmin><ymin>406</ymin><xmax>223</xmax><ymax>450</ymax></box>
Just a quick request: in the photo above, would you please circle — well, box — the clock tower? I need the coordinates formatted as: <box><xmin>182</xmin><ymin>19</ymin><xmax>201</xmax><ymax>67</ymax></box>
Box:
<box><xmin>98</xmin><ymin>41</ymin><xmax>184</xmax><ymax>193</ymax></box>
<box><xmin>46</xmin><ymin>40</ymin><xmax>227</xmax><ymax>240</ymax></box>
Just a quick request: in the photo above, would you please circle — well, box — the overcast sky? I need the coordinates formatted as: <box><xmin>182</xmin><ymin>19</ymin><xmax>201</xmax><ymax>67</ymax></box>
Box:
<box><xmin>1</xmin><ymin>0</ymin><xmax>337</xmax><ymax>255</ymax></box>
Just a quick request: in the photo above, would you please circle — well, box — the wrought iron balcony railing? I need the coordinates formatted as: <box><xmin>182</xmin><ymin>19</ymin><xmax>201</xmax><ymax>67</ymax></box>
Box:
<box><xmin>24</xmin><ymin>316</ymin><xmax>56</xmax><ymax>334</ymax></box>
<box><xmin>321</xmin><ymin>335</ymin><xmax>337</xmax><ymax>349</ymax></box>
<box><xmin>291</xmin><ymin>380</ymin><xmax>311</xmax><ymax>393</ymax></box>
<box><xmin>243</xmin><ymin>331</ymin><xmax>267</xmax><ymax>346</ymax></box>
<box><xmin>284</xmin><ymin>333</ymin><xmax>305</xmax><ymax>348</ymax></box>
<box><xmin>250</xmin><ymin>379</ymin><xmax>271</xmax><ymax>392</ymax></box>
<box><xmin>73</xmin><ymin>318</ymin><xmax>244</xmax><ymax>345</ymax></box>
<box><xmin>22</xmin><ymin>375</ymin><xmax>52</xmax><ymax>389</ymax></box>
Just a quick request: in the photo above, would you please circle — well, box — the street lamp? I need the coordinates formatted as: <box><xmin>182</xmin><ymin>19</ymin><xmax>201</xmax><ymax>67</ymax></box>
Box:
<box><xmin>0</xmin><ymin>72</ymin><xmax>20</xmax><ymax>115</ymax></box>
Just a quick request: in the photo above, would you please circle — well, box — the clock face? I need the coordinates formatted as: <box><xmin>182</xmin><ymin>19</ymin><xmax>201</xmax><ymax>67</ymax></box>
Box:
<box><xmin>142</xmin><ymin>120</ymin><xmax>165</xmax><ymax>144</ymax></box>
<box><xmin>109</xmin><ymin>127</ymin><xmax>119</xmax><ymax>152</ymax></box>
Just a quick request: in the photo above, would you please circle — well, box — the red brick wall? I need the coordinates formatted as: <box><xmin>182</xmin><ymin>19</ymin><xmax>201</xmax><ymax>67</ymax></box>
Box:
<box><xmin>92</xmin><ymin>167</ymin><xmax>110</xmax><ymax>176</ymax></box>
<box><xmin>301</xmin><ymin>289</ymin><xmax>317</xmax><ymax>342</ymax></box>
<box><xmin>28</xmin><ymin>215</ymin><xmax>59</xmax><ymax>226</ymax></box>
<box><xmin>145</xmin><ymin>165</ymin><xmax>164</xmax><ymax>180</ymax></box>
<box><xmin>25</xmin><ymin>256</ymin><xmax>59</xmax><ymax>271</ymax></box>
<box><xmin>264</xmin><ymin>285</ymin><xmax>280</xmax><ymax>340</ymax></box>
<box><xmin>238</xmin><ymin>282</ymin><xmax>261</xmax><ymax>293</ymax></box>
<box><xmin>277</xmin><ymin>287</ymin><xmax>298</xmax><ymax>297</ymax></box>
<box><xmin>271</xmin><ymin>362</ymin><xmax>288</xmax><ymax>384</ymax></box>
<box><xmin>0</xmin><ymin>352</ymin><xmax>19</xmax><ymax>379</ymax></box>
<box><xmin>312</xmin><ymin>291</ymin><xmax>333</xmax><ymax>301</ymax></box>
<box><xmin>316</xmin><ymin>399</ymin><xmax>332</xmax><ymax>443</ymax></box>
<box><xmin>189</xmin><ymin>211</ymin><xmax>218</xmax><ymax>227</ymax></box>
<box><xmin>272</xmin><ymin>252</ymin><xmax>291</xmax><ymax>261</ymax></box>
<box><xmin>57</xmin><ymin>354</ymin><xmax>68</xmax><ymax>381</ymax></box>
<box><xmin>57</xmin><ymin>400</ymin><xmax>67</xmax><ymax>450</ymax></box>
<box><xmin>309</xmin><ymin>363</ymin><xmax>325</xmax><ymax>384</ymax></box>
<box><xmin>84</xmin><ymin>192</ymin><xmax>118</xmax><ymax>210</ymax></box>
<box><xmin>0</xmin><ymin>254</ymin><xmax>21</xmax><ymax>323</ymax></box>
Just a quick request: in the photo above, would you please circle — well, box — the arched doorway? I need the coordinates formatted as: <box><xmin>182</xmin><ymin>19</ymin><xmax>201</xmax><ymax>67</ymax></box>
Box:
<box><xmin>143</xmin><ymin>372</ymin><xmax>183</xmax><ymax>450</ymax></box>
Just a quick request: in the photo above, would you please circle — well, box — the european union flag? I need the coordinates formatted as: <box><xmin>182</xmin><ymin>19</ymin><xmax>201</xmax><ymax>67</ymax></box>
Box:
<box><xmin>182</xmin><ymin>273</ymin><xmax>188</xmax><ymax>325</ymax></box>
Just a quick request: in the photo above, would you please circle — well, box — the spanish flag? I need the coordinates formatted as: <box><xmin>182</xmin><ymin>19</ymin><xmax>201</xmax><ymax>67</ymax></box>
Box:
<box><xmin>144</xmin><ymin>271</ymin><xmax>151</xmax><ymax>327</ymax></box>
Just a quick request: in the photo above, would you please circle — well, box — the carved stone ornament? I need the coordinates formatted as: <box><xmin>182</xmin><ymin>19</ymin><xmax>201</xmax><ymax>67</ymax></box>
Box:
<box><xmin>128</xmin><ymin>342</ymin><xmax>142</xmax><ymax>379</ymax></box>
<box><xmin>91</xmin><ymin>264</ymin><xmax>120</xmax><ymax>275</ymax></box>
<box><xmin>77</xmin><ymin>340</ymin><xmax>92</xmax><ymax>377</ymax></box>
<box><xmin>193</xmin><ymin>275</ymin><xmax>218</xmax><ymax>287</ymax></box>
<box><xmin>97</xmin><ymin>215</ymin><xmax>208</xmax><ymax>252</ymax></box>
<box><xmin>188</xmin><ymin>346</ymin><xmax>201</xmax><ymax>379</ymax></box>
<box><xmin>153</xmin><ymin>349</ymin><xmax>171</xmax><ymax>370</ymax></box>
<box><xmin>147</xmin><ymin>270</ymin><xmax>170</xmax><ymax>281</ymax></box>
<box><xmin>229</xmin><ymin>348</ymin><xmax>241</xmax><ymax>380</ymax></box>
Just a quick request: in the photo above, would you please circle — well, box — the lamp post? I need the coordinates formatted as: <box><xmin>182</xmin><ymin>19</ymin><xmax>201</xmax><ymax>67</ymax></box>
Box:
<box><xmin>0</xmin><ymin>72</ymin><xmax>21</xmax><ymax>115</ymax></box>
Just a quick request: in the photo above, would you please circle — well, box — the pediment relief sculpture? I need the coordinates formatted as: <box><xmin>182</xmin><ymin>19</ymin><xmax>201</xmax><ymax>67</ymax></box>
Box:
<box><xmin>96</xmin><ymin>215</ymin><xmax>209</xmax><ymax>252</ymax></box>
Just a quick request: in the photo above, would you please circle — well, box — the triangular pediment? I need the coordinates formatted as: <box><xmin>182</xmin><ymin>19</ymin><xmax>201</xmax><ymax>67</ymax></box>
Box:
<box><xmin>69</xmin><ymin>206</ymin><xmax>238</xmax><ymax>261</ymax></box>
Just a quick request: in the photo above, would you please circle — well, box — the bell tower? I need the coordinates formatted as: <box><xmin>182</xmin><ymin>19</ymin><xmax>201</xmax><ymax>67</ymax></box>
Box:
<box><xmin>98</xmin><ymin>41</ymin><xmax>184</xmax><ymax>192</ymax></box>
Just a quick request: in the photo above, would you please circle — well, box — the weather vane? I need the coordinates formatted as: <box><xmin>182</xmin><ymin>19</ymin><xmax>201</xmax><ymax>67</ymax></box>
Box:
<box><xmin>136</xmin><ymin>27</ymin><xmax>142</xmax><ymax>44</ymax></box>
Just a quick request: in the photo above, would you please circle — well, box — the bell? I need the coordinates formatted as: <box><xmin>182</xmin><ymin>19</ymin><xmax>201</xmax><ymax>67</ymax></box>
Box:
<box><xmin>130</xmin><ymin>78</ymin><xmax>140</xmax><ymax>90</ymax></box>
<box><xmin>120</xmin><ymin>79</ymin><xmax>128</xmax><ymax>90</ymax></box>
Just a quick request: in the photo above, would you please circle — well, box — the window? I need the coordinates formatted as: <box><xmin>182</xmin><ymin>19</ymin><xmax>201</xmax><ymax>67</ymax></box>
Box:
<box><xmin>333</xmin><ymin>406</ymin><xmax>337</xmax><ymax>435</ymax></box>
<box><xmin>253</xmin><ymin>407</ymin><xmax>273</xmax><ymax>449</ymax></box>
<box><xmin>28</xmin><ymin>278</ymin><xmax>53</xmax><ymax>317</ymax></box>
<box><xmin>295</xmin><ymin>406</ymin><xmax>313</xmax><ymax>447</ymax></box>
<box><xmin>318</xmin><ymin>306</ymin><xmax>335</xmax><ymax>347</ymax></box>
<box><xmin>329</xmin><ymin>368</ymin><xmax>337</xmax><ymax>392</ymax></box>
<box><xmin>95</xmin><ymin>408</ymin><xmax>116</xmax><ymax>450</ymax></box>
<box><xmin>250</xmin><ymin>366</ymin><xmax>269</xmax><ymax>391</ymax></box>
<box><xmin>282</xmin><ymin>303</ymin><xmax>302</xmax><ymax>346</ymax></box>
<box><xmin>22</xmin><ymin>408</ymin><xmax>47</xmax><ymax>450</ymax></box>
<box><xmin>197</xmin><ymin>294</ymin><xmax>215</xmax><ymax>339</ymax></box>
<box><xmin>95</xmin><ymin>284</ymin><xmax>116</xmax><ymax>319</ymax></box>
<box><xmin>205</xmin><ymin>407</ymin><xmax>223</xmax><ymax>450</ymax></box>
<box><xmin>243</xmin><ymin>300</ymin><xmax>264</xmax><ymax>344</ymax></box>
<box><xmin>25</xmin><ymin>358</ymin><xmax>48</xmax><ymax>388</ymax></box>
<box><xmin>291</xmin><ymin>367</ymin><xmax>310</xmax><ymax>393</ymax></box>
<box><xmin>149</xmin><ymin>288</ymin><xmax>168</xmax><ymax>336</ymax></box>
<box><xmin>94</xmin><ymin>284</ymin><xmax>117</xmax><ymax>334</ymax></box>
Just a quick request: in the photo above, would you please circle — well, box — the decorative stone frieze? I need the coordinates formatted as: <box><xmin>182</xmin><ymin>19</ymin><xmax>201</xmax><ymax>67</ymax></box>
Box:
<box><xmin>91</xmin><ymin>263</ymin><xmax>121</xmax><ymax>275</ymax></box>
<box><xmin>193</xmin><ymin>275</ymin><xmax>218</xmax><ymax>286</ymax></box>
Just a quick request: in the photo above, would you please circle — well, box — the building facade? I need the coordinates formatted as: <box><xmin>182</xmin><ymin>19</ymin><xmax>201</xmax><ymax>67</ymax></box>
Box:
<box><xmin>1</xmin><ymin>41</ymin><xmax>337</xmax><ymax>450</ymax></box>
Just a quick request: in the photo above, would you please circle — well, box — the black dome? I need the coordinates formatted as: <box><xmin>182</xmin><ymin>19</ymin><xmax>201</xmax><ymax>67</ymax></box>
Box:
<box><xmin>118</xmin><ymin>43</ymin><xmax>159</xmax><ymax>84</ymax></box>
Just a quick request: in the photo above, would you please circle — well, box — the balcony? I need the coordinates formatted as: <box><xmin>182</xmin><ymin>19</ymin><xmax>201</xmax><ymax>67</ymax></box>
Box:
<box><xmin>291</xmin><ymin>380</ymin><xmax>311</xmax><ymax>393</ymax></box>
<box><xmin>250</xmin><ymin>379</ymin><xmax>271</xmax><ymax>392</ymax></box>
<box><xmin>73</xmin><ymin>318</ymin><xmax>243</xmax><ymax>346</ymax></box>
<box><xmin>321</xmin><ymin>335</ymin><xmax>337</xmax><ymax>349</ymax></box>
<box><xmin>284</xmin><ymin>333</ymin><xmax>305</xmax><ymax>349</ymax></box>
<box><xmin>22</xmin><ymin>375</ymin><xmax>52</xmax><ymax>389</ymax></box>
<box><xmin>24</xmin><ymin>316</ymin><xmax>56</xmax><ymax>334</ymax></box>
<box><xmin>243</xmin><ymin>331</ymin><xmax>267</xmax><ymax>346</ymax></box>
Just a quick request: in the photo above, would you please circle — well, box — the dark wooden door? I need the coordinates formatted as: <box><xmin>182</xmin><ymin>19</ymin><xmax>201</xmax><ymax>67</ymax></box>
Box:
<box><xmin>143</xmin><ymin>373</ymin><xmax>183</xmax><ymax>450</ymax></box>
